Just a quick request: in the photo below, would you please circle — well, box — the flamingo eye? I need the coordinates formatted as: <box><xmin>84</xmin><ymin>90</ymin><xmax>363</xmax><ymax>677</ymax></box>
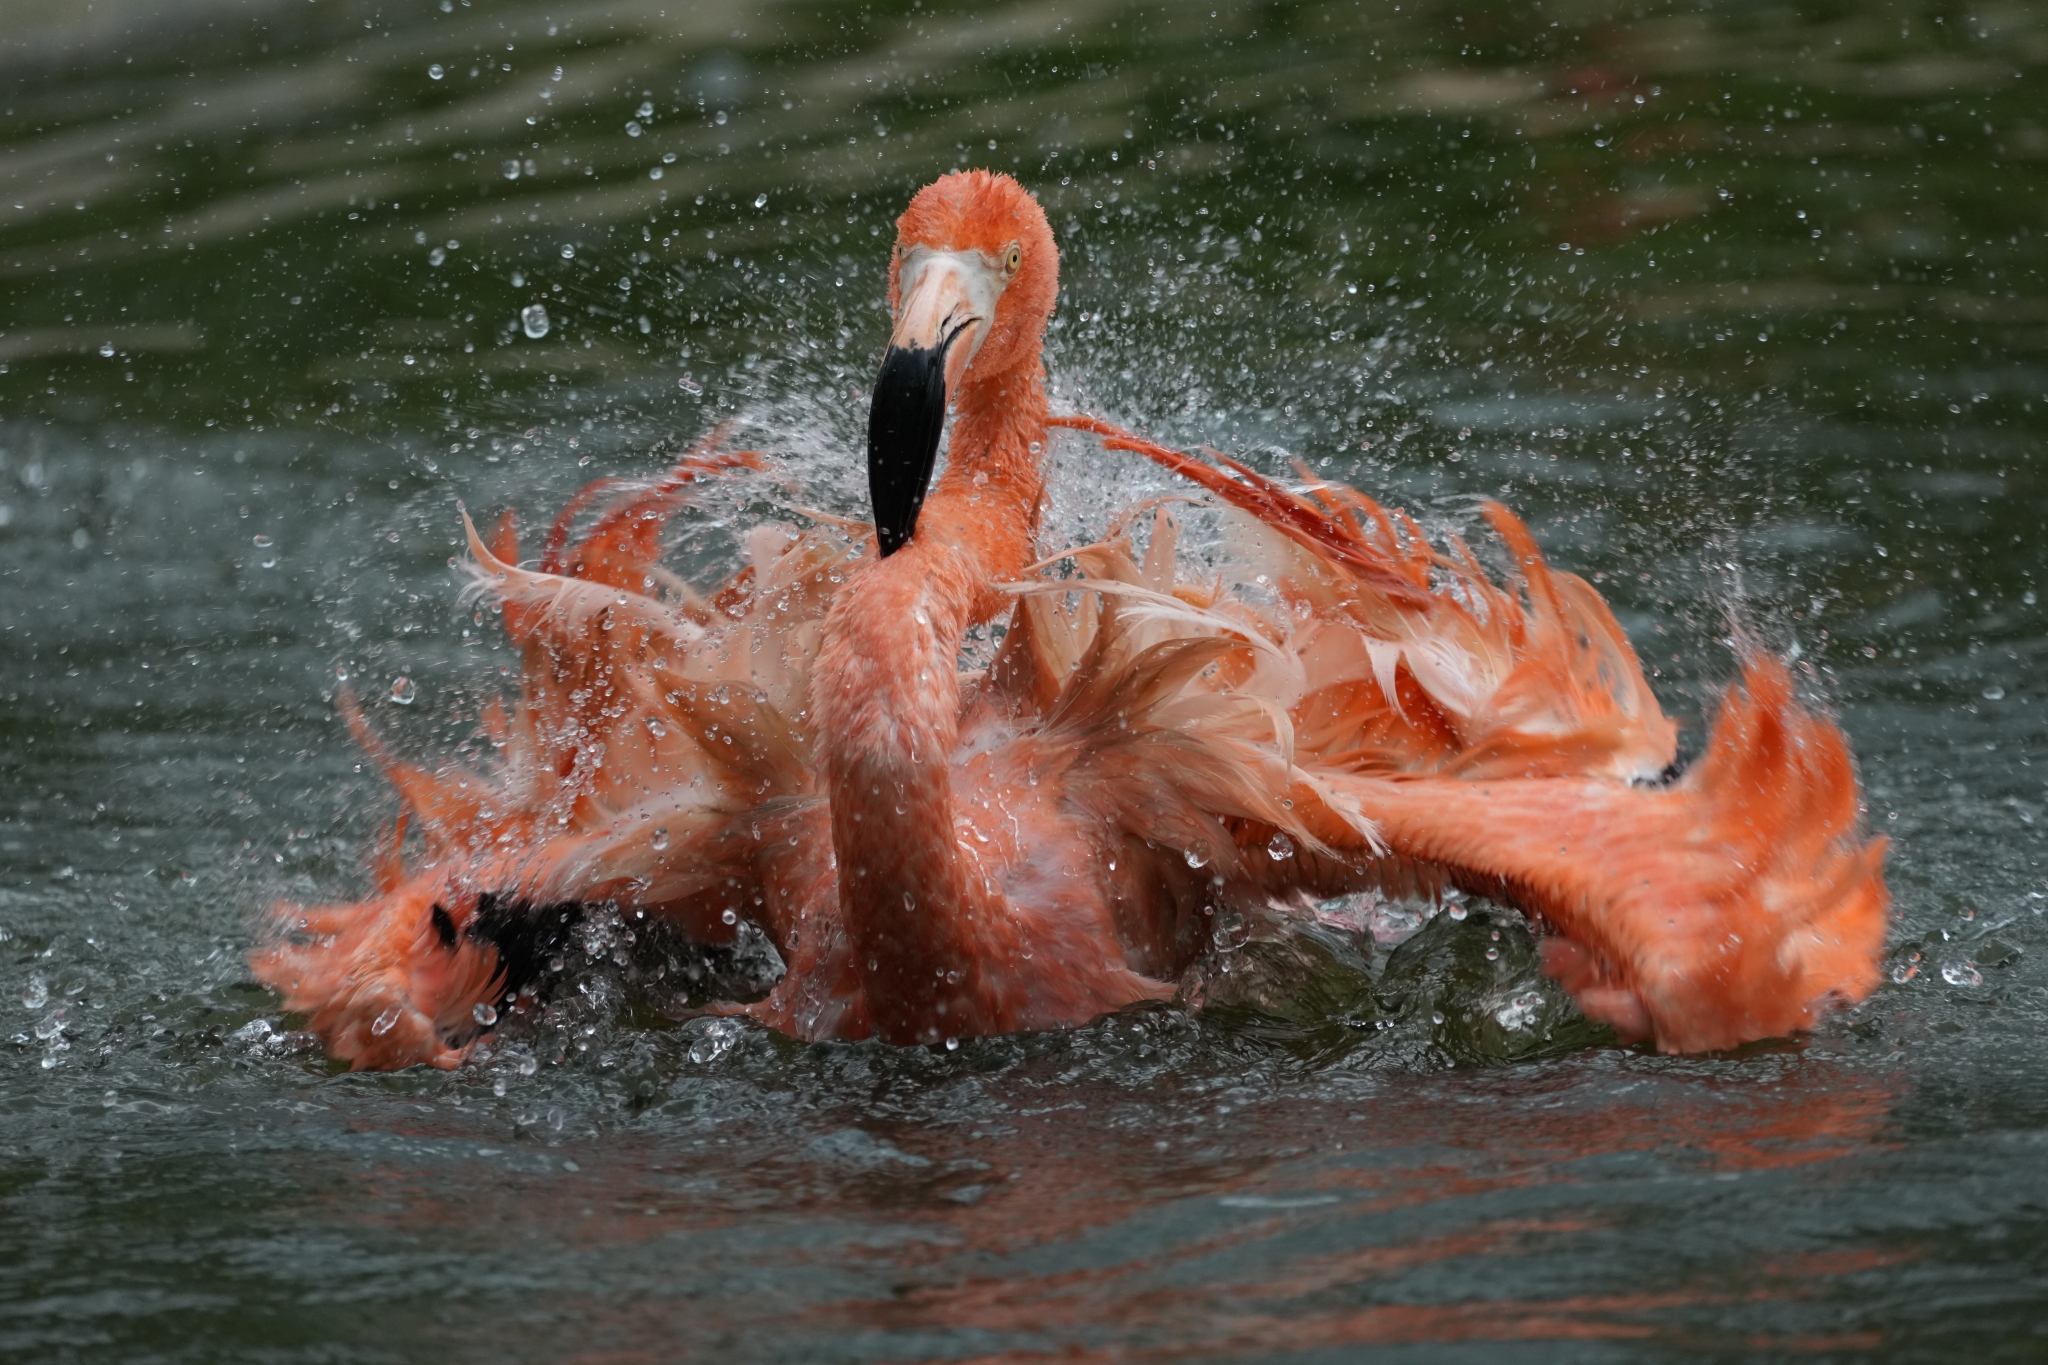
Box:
<box><xmin>1003</xmin><ymin>243</ymin><xmax>1022</xmax><ymax>273</ymax></box>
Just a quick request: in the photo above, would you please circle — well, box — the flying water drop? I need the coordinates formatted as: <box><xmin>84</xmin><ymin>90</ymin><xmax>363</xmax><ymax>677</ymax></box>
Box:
<box><xmin>688</xmin><ymin>1018</ymin><xmax>741</xmax><ymax>1064</ymax></box>
<box><xmin>473</xmin><ymin>1002</ymin><xmax>497</xmax><ymax>1026</ymax></box>
<box><xmin>1494</xmin><ymin>991</ymin><xmax>1541</xmax><ymax>1031</ymax></box>
<box><xmin>520</xmin><ymin>304</ymin><xmax>550</xmax><ymax>339</ymax></box>
<box><xmin>389</xmin><ymin>677</ymin><xmax>417</xmax><ymax>705</ymax></box>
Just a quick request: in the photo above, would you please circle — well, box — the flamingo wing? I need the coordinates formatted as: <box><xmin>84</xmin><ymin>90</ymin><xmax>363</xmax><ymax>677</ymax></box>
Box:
<box><xmin>1050</xmin><ymin>416</ymin><xmax>1888</xmax><ymax>1050</ymax></box>
<box><xmin>253</xmin><ymin>455</ymin><xmax>855</xmax><ymax>1067</ymax></box>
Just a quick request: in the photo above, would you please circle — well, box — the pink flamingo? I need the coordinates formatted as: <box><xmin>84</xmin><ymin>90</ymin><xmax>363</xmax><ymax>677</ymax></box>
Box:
<box><xmin>253</xmin><ymin>171</ymin><xmax>1886</xmax><ymax>1067</ymax></box>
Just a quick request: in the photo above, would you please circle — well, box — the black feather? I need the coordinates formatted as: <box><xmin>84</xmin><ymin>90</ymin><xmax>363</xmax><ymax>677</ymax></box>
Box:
<box><xmin>465</xmin><ymin>894</ymin><xmax>585</xmax><ymax>999</ymax></box>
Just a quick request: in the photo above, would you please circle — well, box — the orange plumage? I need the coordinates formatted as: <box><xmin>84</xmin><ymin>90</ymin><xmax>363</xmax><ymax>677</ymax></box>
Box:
<box><xmin>251</xmin><ymin>171</ymin><xmax>1888</xmax><ymax>1068</ymax></box>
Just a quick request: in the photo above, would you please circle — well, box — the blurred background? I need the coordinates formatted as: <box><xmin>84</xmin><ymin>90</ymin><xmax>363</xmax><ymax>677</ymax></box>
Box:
<box><xmin>4</xmin><ymin>2</ymin><xmax>2047</xmax><ymax>1360</ymax></box>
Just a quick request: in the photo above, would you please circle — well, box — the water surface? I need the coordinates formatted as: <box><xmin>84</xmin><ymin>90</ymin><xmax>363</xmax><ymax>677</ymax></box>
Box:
<box><xmin>4</xmin><ymin>2</ymin><xmax>2047</xmax><ymax>1359</ymax></box>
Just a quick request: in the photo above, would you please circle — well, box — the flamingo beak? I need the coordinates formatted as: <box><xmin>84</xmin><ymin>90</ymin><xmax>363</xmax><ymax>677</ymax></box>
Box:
<box><xmin>867</xmin><ymin>248</ymin><xmax>999</xmax><ymax>556</ymax></box>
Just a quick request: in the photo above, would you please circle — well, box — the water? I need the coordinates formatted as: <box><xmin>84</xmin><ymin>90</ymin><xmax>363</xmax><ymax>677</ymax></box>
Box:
<box><xmin>5</xmin><ymin>0</ymin><xmax>2047</xmax><ymax>1358</ymax></box>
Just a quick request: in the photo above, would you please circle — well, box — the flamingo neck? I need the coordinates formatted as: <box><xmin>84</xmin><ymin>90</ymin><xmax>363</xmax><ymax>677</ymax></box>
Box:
<box><xmin>815</xmin><ymin>357</ymin><xmax>1049</xmax><ymax>1043</ymax></box>
<box><xmin>919</xmin><ymin>361</ymin><xmax>1050</xmax><ymax>580</ymax></box>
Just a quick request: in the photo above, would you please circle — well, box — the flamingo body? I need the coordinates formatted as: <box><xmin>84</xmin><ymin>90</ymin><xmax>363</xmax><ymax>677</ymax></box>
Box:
<box><xmin>252</xmin><ymin>172</ymin><xmax>1888</xmax><ymax>1068</ymax></box>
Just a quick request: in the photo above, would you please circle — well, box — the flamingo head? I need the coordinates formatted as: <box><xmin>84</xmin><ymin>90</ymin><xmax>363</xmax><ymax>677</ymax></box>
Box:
<box><xmin>867</xmin><ymin>170</ymin><xmax>1058</xmax><ymax>555</ymax></box>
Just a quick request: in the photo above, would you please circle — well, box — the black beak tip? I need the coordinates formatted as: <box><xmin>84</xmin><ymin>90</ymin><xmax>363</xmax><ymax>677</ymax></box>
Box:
<box><xmin>867</xmin><ymin>342</ymin><xmax>951</xmax><ymax>557</ymax></box>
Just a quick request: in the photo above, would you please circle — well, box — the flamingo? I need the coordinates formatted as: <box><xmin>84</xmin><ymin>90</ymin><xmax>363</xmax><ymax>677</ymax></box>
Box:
<box><xmin>253</xmin><ymin>170</ymin><xmax>1888</xmax><ymax>1068</ymax></box>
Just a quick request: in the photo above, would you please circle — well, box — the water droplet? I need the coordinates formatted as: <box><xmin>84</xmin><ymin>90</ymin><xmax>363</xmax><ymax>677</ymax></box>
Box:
<box><xmin>473</xmin><ymin>1002</ymin><xmax>497</xmax><ymax>1026</ymax></box>
<box><xmin>625</xmin><ymin>120</ymin><xmax>643</xmax><ymax>137</ymax></box>
<box><xmin>753</xmin><ymin>193</ymin><xmax>769</xmax><ymax>209</ymax></box>
<box><xmin>429</xmin><ymin>63</ymin><xmax>444</xmax><ymax>80</ymax></box>
<box><xmin>520</xmin><ymin>304</ymin><xmax>550</xmax><ymax>339</ymax></box>
<box><xmin>251</xmin><ymin>534</ymin><xmax>272</xmax><ymax>548</ymax></box>
<box><xmin>721</xmin><ymin>907</ymin><xmax>738</xmax><ymax>925</ymax></box>
<box><xmin>516</xmin><ymin>1053</ymin><xmax>538</xmax><ymax>1076</ymax></box>
<box><xmin>1209</xmin><ymin>911</ymin><xmax>1249</xmax><ymax>952</ymax></box>
<box><xmin>371</xmin><ymin>1006</ymin><xmax>402</xmax><ymax>1036</ymax></box>
<box><xmin>98</xmin><ymin>341</ymin><xmax>115</xmax><ymax>358</ymax></box>
<box><xmin>1485</xmin><ymin>947</ymin><xmax>1499</xmax><ymax>960</ymax></box>
<box><xmin>651</xmin><ymin>828</ymin><xmax>669</xmax><ymax>851</ymax></box>
<box><xmin>502</xmin><ymin>159</ymin><xmax>522</xmax><ymax>180</ymax></box>
<box><xmin>945</xmin><ymin>1036</ymin><xmax>959</xmax><ymax>1051</ymax></box>
<box><xmin>510</xmin><ymin>270</ymin><xmax>525</xmax><ymax>288</ymax></box>
<box><xmin>677</xmin><ymin>375</ymin><xmax>701</xmax><ymax>394</ymax></box>
<box><xmin>428</xmin><ymin>246</ymin><xmax>446</xmax><ymax>266</ymax></box>
<box><xmin>645</xmin><ymin>716</ymin><xmax>667</xmax><ymax>738</ymax></box>
<box><xmin>1266</xmin><ymin>833</ymin><xmax>1295</xmax><ymax>861</ymax></box>
<box><xmin>1942</xmin><ymin>962</ymin><xmax>1983</xmax><ymax>987</ymax></box>
<box><xmin>689</xmin><ymin>1018</ymin><xmax>741</xmax><ymax>1064</ymax></box>
<box><xmin>21</xmin><ymin>974</ymin><xmax>47</xmax><ymax>1009</ymax></box>
<box><xmin>1446</xmin><ymin>903</ymin><xmax>1468</xmax><ymax>921</ymax></box>
<box><xmin>1983</xmin><ymin>685</ymin><xmax>2006</xmax><ymax>701</ymax></box>
<box><xmin>559</xmin><ymin>243</ymin><xmax>576</xmax><ymax>260</ymax></box>
<box><xmin>1494</xmin><ymin>991</ymin><xmax>1541</xmax><ymax>1032</ymax></box>
<box><xmin>389</xmin><ymin>676</ymin><xmax>417</xmax><ymax>705</ymax></box>
<box><xmin>1184</xmin><ymin>848</ymin><xmax>1209</xmax><ymax>869</ymax></box>
<box><xmin>1430</xmin><ymin>1011</ymin><xmax>1446</xmax><ymax>1026</ymax></box>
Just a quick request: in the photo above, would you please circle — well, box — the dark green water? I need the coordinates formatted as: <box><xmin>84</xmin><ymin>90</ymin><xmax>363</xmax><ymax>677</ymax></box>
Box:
<box><xmin>5</xmin><ymin>1</ymin><xmax>2047</xmax><ymax>1359</ymax></box>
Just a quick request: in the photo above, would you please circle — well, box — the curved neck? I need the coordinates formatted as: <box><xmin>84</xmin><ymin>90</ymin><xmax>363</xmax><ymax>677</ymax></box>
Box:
<box><xmin>921</xmin><ymin>361</ymin><xmax>1050</xmax><ymax>580</ymax></box>
<box><xmin>814</xmin><ymin>360</ymin><xmax>1049</xmax><ymax>1043</ymax></box>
